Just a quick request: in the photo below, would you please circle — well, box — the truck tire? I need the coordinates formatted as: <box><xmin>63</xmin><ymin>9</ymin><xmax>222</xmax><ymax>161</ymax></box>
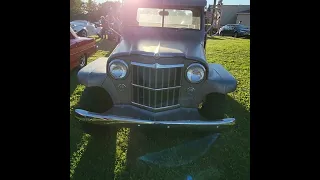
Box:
<box><xmin>78</xmin><ymin>87</ymin><xmax>113</xmax><ymax>136</ymax></box>
<box><xmin>78</xmin><ymin>29</ymin><xmax>87</xmax><ymax>37</ymax></box>
<box><xmin>199</xmin><ymin>93</ymin><xmax>226</xmax><ymax>120</ymax></box>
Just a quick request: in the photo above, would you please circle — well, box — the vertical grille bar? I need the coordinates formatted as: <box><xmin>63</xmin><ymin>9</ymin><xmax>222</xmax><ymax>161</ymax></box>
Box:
<box><xmin>149</xmin><ymin>68</ymin><xmax>151</xmax><ymax>106</ymax></box>
<box><xmin>131</xmin><ymin>64</ymin><xmax>134</xmax><ymax>103</ymax></box>
<box><xmin>142</xmin><ymin>67</ymin><xmax>145</xmax><ymax>105</ymax></box>
<box><xmin>154</xmin><ymin>68</ymin><xmax>157</xmax><ymax>108</ymax></box>
<box><xmin>172</xmin><ymin>68</ymin><xmax>177</xmax><ymax>105</ymax></box>
<box><xmin>178</xmin><ymin>66</ymin><xmax>183</xmax><ymax>104</ymax></box>
<box><xmin>137</xmin><ymin>66</ymin><xmax>139</xmax><ymax>104</ymax></box>
<box><xmin>160</xmin><ymin>69</ymin><xmax>164</xmax><ymax>107</ymax></box>
<box><xmin>167</xmin><ymin>68</ymin><xmax>170</xmax><ymax>106</ymax></box>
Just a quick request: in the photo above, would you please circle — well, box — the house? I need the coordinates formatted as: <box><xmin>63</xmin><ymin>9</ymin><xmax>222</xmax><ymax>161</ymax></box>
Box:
<box><xmin>213</xmin><ymin>5</ymin><xmax>250</xmax><ymax>27</ymax></box>
<box><xmin>236</xmin><ymin>9</ymin><xmax>250</xmax><ymax>27</ymax></box>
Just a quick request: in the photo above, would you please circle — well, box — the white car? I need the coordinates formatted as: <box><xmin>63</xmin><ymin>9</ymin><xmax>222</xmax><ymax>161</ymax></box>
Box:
<box><xmin>70</xmin><ymin>20</ymin><xmax>102</xmax><ymax>37</ymax></box>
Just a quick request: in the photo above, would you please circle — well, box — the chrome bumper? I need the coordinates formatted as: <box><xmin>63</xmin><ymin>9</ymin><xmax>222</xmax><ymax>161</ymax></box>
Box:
<box><xmin>74</xmin><ymin>105</ymin><xmax>235</xmax><ymax>131</ymax></box>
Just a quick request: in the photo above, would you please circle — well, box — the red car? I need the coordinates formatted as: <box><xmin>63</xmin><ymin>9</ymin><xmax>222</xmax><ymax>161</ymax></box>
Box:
<box><xmin>70</xmin><ymin>27</ymin><xmax>97</xmax><ymax>71</ymax></box>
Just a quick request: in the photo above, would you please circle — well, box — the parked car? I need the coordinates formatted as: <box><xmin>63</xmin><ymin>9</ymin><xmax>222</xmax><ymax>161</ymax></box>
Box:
<box><xmin>70</xmin><ymin>27</ymin><xmax>97</xmax><ymax>71</ymax></box>
<box><xmin>75</xmin><ymin>0</ymin><xmax>237</xmax><ymax>135</ymax></box>
<box><xmin>70</xmin><ymin>20</ymin><xmax>102</xmax><ymax>37</ymax></box>
<box><xmin>219</xmin><ymin>24</ymin><xmax>250</xmax><ymax>38</ymax></box>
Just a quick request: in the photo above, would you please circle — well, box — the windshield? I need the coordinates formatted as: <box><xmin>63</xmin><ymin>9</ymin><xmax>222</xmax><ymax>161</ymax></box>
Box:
<box><xmin>136</xmin><ymin>8</ymin><xmax>201</xmax><ymax>30</ymax></box>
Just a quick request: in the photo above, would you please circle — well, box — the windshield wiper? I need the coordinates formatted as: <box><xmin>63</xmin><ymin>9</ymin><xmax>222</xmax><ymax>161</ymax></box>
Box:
<box><xmin>175</xmin><ymin>28</ymin><xmax>191</xmax><ymax>31</ymax></box>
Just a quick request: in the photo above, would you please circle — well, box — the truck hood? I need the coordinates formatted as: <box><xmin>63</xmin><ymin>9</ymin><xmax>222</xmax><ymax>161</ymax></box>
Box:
<box><xmin>109</xmin><ymin>38</ymin><xmax>206</xmax><ymax>63</ymax></box>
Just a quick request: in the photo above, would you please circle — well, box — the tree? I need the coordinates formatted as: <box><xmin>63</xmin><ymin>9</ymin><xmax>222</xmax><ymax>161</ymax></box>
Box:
<box><xmin>70</xmin><ymin>0</ymin><xmax>84</xmax><ymax>20</ymax></box>
<box><xmin>70</xmin><ymin>0</ymin><xmax>122</xmax><ymax>22</ymax></box>
<box><xmin>85</xmin><ymin>0</ymin><xmax>98</xmax><ymax>22</ymax></box>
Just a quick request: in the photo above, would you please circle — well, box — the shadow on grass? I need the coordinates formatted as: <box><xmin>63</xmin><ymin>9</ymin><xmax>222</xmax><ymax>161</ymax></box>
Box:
<box><xmin>207</xmin><ymin>36</ymin><xmax>225</xmax><ymax>40</ymax></box>
<box><xmin>72</xmin><ymin>129</ymin><xmax>118</xmax><ymax>180</ymax></box>
<box><xmin>71</xmin><ymin>95</ymin><xmax>250</xmax><ymax>180</ymax></box>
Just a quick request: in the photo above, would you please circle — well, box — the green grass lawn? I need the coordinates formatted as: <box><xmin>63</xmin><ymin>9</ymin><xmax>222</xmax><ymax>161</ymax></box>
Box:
<box><xmin>70</xmin><ymin>36</ymin><xmax>250</xmax><ymax>180</ymax></box>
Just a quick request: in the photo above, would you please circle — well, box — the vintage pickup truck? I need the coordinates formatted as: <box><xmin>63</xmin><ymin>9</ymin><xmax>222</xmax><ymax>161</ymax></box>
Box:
<box><xmin>75</xmin><ymin>0</ymin><xmax>237</xmax><ymax>134</ymax></box>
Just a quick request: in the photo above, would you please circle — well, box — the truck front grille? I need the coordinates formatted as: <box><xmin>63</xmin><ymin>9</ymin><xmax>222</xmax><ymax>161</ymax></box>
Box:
<box><xmin>131</xmin><ymin>62</ymin><xmax>183</xmax><ymax>111</ymax></box>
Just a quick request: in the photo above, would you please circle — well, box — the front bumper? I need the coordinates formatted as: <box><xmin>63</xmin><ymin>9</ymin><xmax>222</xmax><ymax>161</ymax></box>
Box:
<box><xmin>75</xmin><ymin>105</ymin><xmax>235</xmax><ymax>131</ymax></box>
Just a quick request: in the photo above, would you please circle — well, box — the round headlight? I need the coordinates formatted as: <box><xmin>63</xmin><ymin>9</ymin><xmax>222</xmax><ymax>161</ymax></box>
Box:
<box><xmin>186</xmin><ymin>63</ymin><xmax>206</xmax><ymax>83</ymax></box>
<box><xmin>109</xmin><ymin>60</ymin><xmax>128</xmax><ymax>79</ymax></box>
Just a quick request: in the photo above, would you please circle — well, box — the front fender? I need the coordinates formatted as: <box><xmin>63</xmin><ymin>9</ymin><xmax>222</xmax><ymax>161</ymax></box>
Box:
<box><xmin>203</xmin><ymin>63</ymin><xmax>237</xmax><ymax>95</ymax></box>
<box><xmin>77</xmin><ymin>57</ymin><xmax>119</xmax><ymax>104</ymax></box>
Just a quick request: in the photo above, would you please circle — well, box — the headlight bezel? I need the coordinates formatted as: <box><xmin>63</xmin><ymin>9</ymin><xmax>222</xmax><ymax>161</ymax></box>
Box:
<box><xmin>108</xmin><ymin>59</ymin><xmax>129</xmax><ymax>79</ymax></box>
<box><xmin>185</xmin><ymin>63</ymin><xmax>206</xmax><ymax>84</ymax></box>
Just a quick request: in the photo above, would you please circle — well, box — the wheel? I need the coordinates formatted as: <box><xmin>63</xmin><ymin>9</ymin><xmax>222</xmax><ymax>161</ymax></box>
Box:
<box><xmin>234</xmin><ymin>32</ymin><xmax>238</xmax><ymax>38</ymax></box>
<box><xmin>199</xmin><ymin>93</ymin><xmax>227</xmax><ymax>120</ymax></box>
<box><xmin>78</xmin><ymin>54</ymin><xmax>87</xmax><ymax>69</ymax></box>
<box><xmin>78</xmin><ymin>29</ymin><xmax>87</xmax><ymax>37</ymax></box>
<box><xmin>78</xmin><ymin>87</ymin><xmax>113</xmax><ymax>135</ymax></box>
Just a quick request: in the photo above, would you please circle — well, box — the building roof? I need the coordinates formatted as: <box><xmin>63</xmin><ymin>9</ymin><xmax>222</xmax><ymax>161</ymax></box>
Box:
<box><xmin>237</xmin><ymin>9</ymin><xmax>250</xmax><ymax>14</ymax></box>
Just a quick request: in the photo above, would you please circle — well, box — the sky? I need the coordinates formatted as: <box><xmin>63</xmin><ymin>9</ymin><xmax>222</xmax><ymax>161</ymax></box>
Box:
<box><xmin>82</xmin><ymin>0</ymin><xmax>250</xmax><ymax>6</ymax></box>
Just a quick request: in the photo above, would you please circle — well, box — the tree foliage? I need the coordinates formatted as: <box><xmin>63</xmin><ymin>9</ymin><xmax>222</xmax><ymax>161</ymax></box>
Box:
<box><xmin>70</xmin><ymin>0</ymin><xmax>121</xmax><ymax>22</ymax></box>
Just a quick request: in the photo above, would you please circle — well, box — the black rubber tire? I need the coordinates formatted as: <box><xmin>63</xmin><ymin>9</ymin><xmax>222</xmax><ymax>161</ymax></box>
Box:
<box><xmin>78</xmin><ymin>87</ymin><xmax>113</xmax><ymax>135</ymax></box>
<box><xmin>234</xmin><ymin>32</ymin><xmax>238</xmax><ymax>38</ymax></box>
<box><xmin>199</xmin><ymin>93</ymin><xmax>227</xmax><ymax>120</ymax></box>
<box><xmin>78</xmin><ymin>54</ymin><xmax>87</xmax><ymax>69</ymax></box>
<box><xmin>78</xmin><ymin>29</ymin><xmax>87</xmax><ymax>37</ymax></box>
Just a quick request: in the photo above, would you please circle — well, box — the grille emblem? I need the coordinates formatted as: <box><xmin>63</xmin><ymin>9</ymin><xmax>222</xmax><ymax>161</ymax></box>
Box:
<box><xmin>118</xmin><ymin>84</ymin><xmax>126</xmax><ymax>92</ymax></box>
<box><xmin>154</xmin><ymin>53</ymin><xmax>160</xmax><ymax>59</ymax></box>
<box><xmin>187</xmin><ymin>87</ymin><xmax>195</xmax><ymax>95</ymax></box>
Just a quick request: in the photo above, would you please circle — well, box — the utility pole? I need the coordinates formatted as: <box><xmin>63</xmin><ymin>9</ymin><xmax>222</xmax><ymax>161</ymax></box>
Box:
<box><xmin>217</xmin><ymin>0</ymin><xmax>223</xmax><ymax>30</ymax></box>
<box><xmin>209</xmin><ymin>0</ymin><xmax>216</xmax><ymax>36</ymax></box>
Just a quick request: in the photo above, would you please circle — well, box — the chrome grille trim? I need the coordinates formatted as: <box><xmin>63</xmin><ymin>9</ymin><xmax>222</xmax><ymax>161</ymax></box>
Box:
<box><xmin>131</xmin><ymin>62</ymin><xmax>184</xmax><ymax>69</ymax></box>
<box><xmin>131</xmin><ymin>102</ymin><xmax>180</xmax><ymax>111</ymax></box>
<box><xmin>132</xmin><ymin>83</ymin><xmax>181</xmax><ymax>91</ymax></box>
<box><xmin>131</xmin><ymin>62</ymin><xmax>184</xmax><ymax>111</ymax></box>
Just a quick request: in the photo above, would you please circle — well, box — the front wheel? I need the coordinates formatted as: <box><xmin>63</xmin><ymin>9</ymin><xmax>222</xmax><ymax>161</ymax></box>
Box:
<box><xmin>199</xmin><ymin>93</ymin><xmax>227</xmax><ymax>120</ymax></box>
<box><xmin>78</xmin><ymin>29</ymin><xmax>87</xmax><ymax>37</ymax></box>
<box><xmin>78</xmin><ymin>54</ymin><xmax>87</xmax><ymax>69</ymax></box>
<box><xmin>78</xmin><ymin>87</ymin><xmax>113</xmax><ymax>136</ymax></box>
